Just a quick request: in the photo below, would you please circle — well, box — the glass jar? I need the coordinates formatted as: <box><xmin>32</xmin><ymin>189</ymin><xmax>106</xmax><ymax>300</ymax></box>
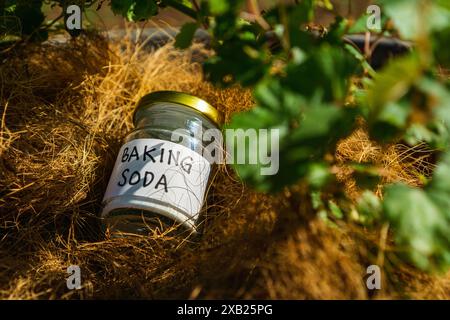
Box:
<box><xmin>101</xmin><ymin>91</ymin><xmax>221</xmax><ymax>236</ymax></box>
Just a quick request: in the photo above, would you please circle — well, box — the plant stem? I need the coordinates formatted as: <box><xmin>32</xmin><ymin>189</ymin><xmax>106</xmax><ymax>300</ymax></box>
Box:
<box><xmin>191</xmin><ymin>0</ymin><xmax>209</xmax><ymax>29</ymax></box>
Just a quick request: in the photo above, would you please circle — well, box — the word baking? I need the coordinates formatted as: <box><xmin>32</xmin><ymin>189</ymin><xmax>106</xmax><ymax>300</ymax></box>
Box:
<box><xmin>121</xmin><ymin>144</ymin><xmax>194</xmax><ymax>174</ymax></box>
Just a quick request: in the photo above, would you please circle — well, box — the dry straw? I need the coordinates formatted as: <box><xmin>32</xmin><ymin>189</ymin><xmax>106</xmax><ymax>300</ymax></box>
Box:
<box><xmin>0</xmin><ymin>28</ymin><xmax>448</xmax><ymax>299</ymax></box>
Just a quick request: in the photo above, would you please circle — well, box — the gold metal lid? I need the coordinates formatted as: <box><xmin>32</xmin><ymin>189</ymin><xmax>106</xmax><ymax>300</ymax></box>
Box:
<box><xmin>134</xmin><ymin>91</ymin><xmax>222</xmax><ymax>126</ymax></box>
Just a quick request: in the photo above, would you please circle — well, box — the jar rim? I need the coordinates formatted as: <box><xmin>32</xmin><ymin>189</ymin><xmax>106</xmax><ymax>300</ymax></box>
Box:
<box><xmin>133</xmin><ymin>91</ymin><xmax>222</xmax><ymax>126</ymax></box>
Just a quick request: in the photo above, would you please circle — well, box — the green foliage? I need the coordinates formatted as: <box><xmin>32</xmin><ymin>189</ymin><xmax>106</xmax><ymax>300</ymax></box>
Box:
<box><xmin>2</xmin><ymin>0</ymin><xmax>450</xmax><ymax>272</ymax></box>
<box><xmin>357</xmin><ymin>190</ymin><xmax>382</xmax><ymax>225</ymax></box>
<box><xmin>433</xmin><ymin>26</ymin><xmax>450</xmax><ymax>68</ymax></box>
<box><xmin>174</xmin><ymin>22</ymin><xmax>198</xmax><ymax>49</ymax></box>
<box><xmin>110</xmin><ymin>0</ymin><xmax>157</xmax><ymax>22</ymax></box>
<box><xmin>209</xmin><ymin>0</ymin><xmax>450</xmax><ymax>271</ymax></box>
<box><xmin>358</xmin><ymin>0</ymin><xmax>450</xmax><ymax>271</ymax></box>
<box><xmin>283</xmin><ymin>44</ymin><xmax>359</xmax><ymax>102</ymax></box>
<box><xmin>1</xmin><ymin>0</ymin><xmax>47</xmax><ymax>41</ymax></box>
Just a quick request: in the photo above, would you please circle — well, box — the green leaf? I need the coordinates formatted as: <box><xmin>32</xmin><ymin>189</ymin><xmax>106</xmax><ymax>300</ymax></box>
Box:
<box><xmin>328</xmin><ymin>200</ymin><xmax>344</xmax><ymax>219</ymax></box>
<box><xmin>263</xmin><ymin>1</ymin><xmax>317</xmax><ymax>50</ymax></box>
<box><xmin>370</xmin><ymin>100</ymin><xmax>411</xmax><ymax>141</ymax></box>
<box><xmin>357</xmin><ymin>190</ymin><xmax>382</xmax><ymax>225</ymax></box>
<box><xmin>203</xmin><ymin>35</ymin><xmax>269</xmax><ymax>87</ymax></box>
<box><xmin>284</xmin><ymin>45</ymin><xmax>359</xmax><ymax>102</ymax></box>
<box><xmin>428</xmin><ymin>152</ymin><xmax>450</xmax><ymax>198</ymax></box>
<box><xmin>316</xmin><ymin>0</ymin><xmax>333</xmax><ymax>10</ymax></box>
<box><xmin>227</xmin><ymin>85</ymin><xmax>358</xmax><ymax>192</ymax></box>
<box><xmin>292</xmin><ymin>0</ymin><xmax>315</xmax><ymax>24</ymax></box>
<box><xmin>383</xmin><ymin>151</ymin><xmax>450</xmax><ymax>271</ymax></box>
<box><xmin>417</xmin><ymin>77</ymin><xmax>450</xmax><ymax>127</ymax></box>
<box><xmin>366</xmin><ymin>54</ymin><xmax>423</xmax><ymax>141</ymax></box>
<box><xmin>174</xmin><ymin>22</ymin><xmax>198</xmax><ymax>49</ymax></box>
<box><xmin>347</xmin><ymin>11</ymin><xmax>389</xmax><ymax>34</ymax></box>
<box><xmin>404</xmin><ymin>122</ymin><xmax>449</xmax><ymax>149</ymax></box>
<box><xmin>209</xmin><ymin>0</ymin><xmax>229</xmax><ymax>15</ymax></box>
<box><xmin>367</xmin><ymin>54</ymin><xmax>422</xmax><ymax>111</ymax></box>
<box><xmin>4</xmin><ymin>3</ymin><xmax>17</xmax><ymax>13</ymax></box>
<box><xmin>344</xmin><ymin>43</ymin><xmax>376</xmax><ymax>77</ymax></box>
<box><xmin>311</xmin><ymin>191</ymin><xmax>324</xmax><ymax>210</ymax></box>
<box><xmin>111</xmin><ymin>0</ymin><xmax>158</xmax><ymax>22</ymax></box>
<box><xmin>110</xmin><ymin>0</ymin><xmax>132</xmax><ymax>17</ymax></box>
<box><xmin>378</xmin><ymin>0</ymin><xmax>450</xmax><ymax>39</ymax></box>
<box><xmin>253</xmin><ymin>78</ymin><xmax>304</xmax><ymax>117</ymax></box>
<box><xmin>351</xmin><ymin>163</ymin><xmax>382</xmax><ymax>190</ymax></box>
<box><xmin>383</xmin><ymin>183</ymin><xmax>450</xmax><ymax>271</ymax></box>
<box><xmin>306</xmin><ymin>162</ymin><xmax>332</xmax><ymax>189</ymax></box>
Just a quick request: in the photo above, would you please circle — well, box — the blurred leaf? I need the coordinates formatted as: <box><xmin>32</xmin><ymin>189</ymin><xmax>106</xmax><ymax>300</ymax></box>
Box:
<box><xmin>428</xmin><ymin>152</ymin><xmax>450</xmax><ymax>200</ymax></box>
<box><xmin>311</xmin><ymin>191</ymin><xmax>324</xmax><ymax>209</ymax></box>
<box><xmin>228</xmin><ymin>81</ymin><xmax>358</xmax><ymax>192</ymax></box>
<box><xmin>351</xmin><ymin>163</ymin><xmax>382</xmax><ymax>190</ymax></box>
<box><xmin>344</xmin><ymin>43</ymin><xmax>376</xmax><ymax>77</ymax></box>
<box><xmin>284</xmin><ymin>45</ymin><xmax>359</xmax><ymax>102</ymax></box>
<box><xmin>204</xmin><ymin>34</ymin><xmax>269</xmax><ymax>87</ymax></box>
<box><xmin>315</xmin><ymin>0</ymin><xmax>333</xmax><ymax>10</ymax></box>
<box><xmin>417</xmin><ymin>77</ymin><xmax>450</xmax><ymax>126</ymax></box>
<box><xmin>383</xmin><ymin>151</ymin><xmax>450</xmax><ymax>271</ymax></box>
<box><xmin>110</xmin><ymin>0</ymin><xmax>132</xmax><ymax>17</ymax></box>
<box><xmin>209</xmin><ymin>0</ymin><xmax>229</xmax><ymax>15</ymax></box>
<box><xmin>370</xmin><ymin>100</ymin><xmax>411</xmax><ymax>141</ymax></box>
<box><xmin>367</xmin><ymin>54</ymin><xmax>421</xmax><ymax>111</ymax></box>
<box><xmin>174</xmin><ymin>22</ymin><xmax>198</xmax><ymax>49</ymax></box>
<box><xmin>404</xmin><ymin>122</ymin><xmax>449</xmax><ymax>149</ymax></box>
<box><xmin>1</xmin><ymin>0</ymin><xmax>46</xmax><ymax>41</ymax></box>
<box><xmin>432</xmin><ymin>26</ymin><xmax>450</xmax><ymax>68</ymax></box>
<box><xmin>263</xmin><ymin>1</ymin><xmax>316</xmax><ymax>50</ymax></box>
<box><xmin>366</xmin><ymin>54</ymin><xmax>423</xmax><ymax>141</ymax></box>
<box><xmin>306</xmin><ymin>162</ymin><xmax>332</xmax><ymax>189</ymax></box>
<box><xmin>357</xmin><ymin>190</ymin><xmax>382</xmax><ymax>225</ymax></box>
<box><xmin>328</xmin><ymin>200</ymin><xmax>344</xmax><ymax>219</ymax></box>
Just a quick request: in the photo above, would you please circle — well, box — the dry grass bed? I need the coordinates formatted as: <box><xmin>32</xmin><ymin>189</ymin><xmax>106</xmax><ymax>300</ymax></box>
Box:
<box><xmin>0</xmin><ymin>30</ymin><xmax>448</xmax><ymax>299</ymax></box>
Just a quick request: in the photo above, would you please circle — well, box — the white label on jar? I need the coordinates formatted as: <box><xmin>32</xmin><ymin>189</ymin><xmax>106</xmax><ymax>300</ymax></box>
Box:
<box><xmin>103</xmin><ymin>138</ymin><xmax>211</xmax><ymax>221</ymax></box>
